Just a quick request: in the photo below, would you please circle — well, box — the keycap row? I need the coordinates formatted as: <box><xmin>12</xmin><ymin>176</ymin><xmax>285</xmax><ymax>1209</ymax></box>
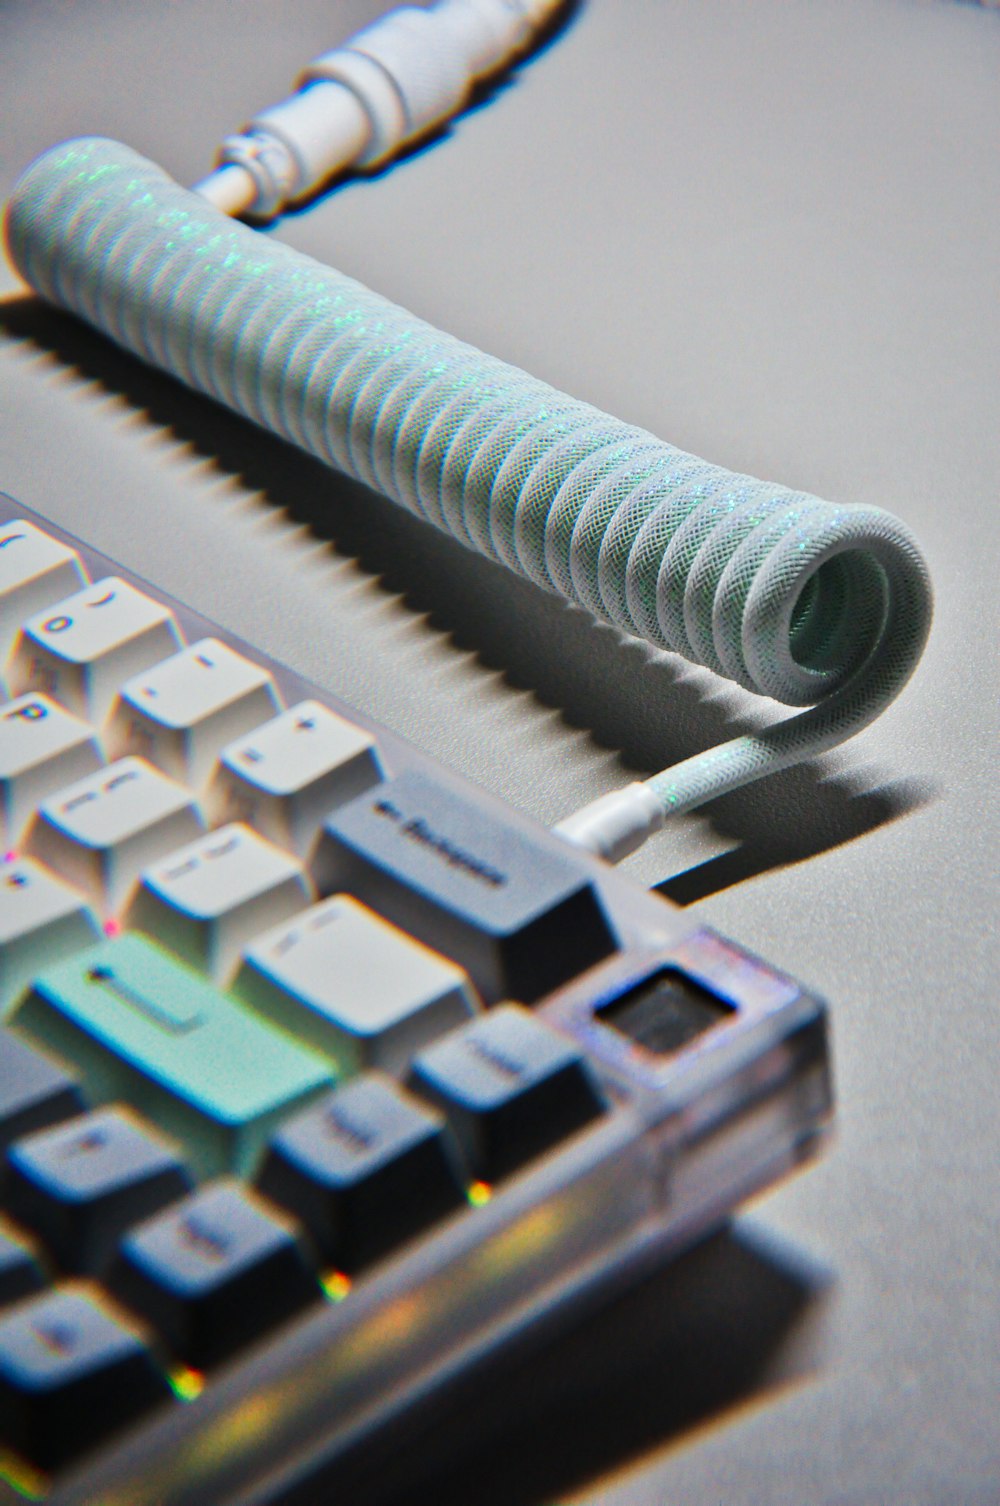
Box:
<box><xmin>0</xmin><ymin>1004</ymin><xmax>605</xmax><ymax>1470</ymax></box>
<box><xmin>3</xmin><ymin>767</ymin><xmax>617</xmax><ymax>1024</ymax></box>
<box><xmin>2</xmin><ymin>687</ymin><xmax>382</xmax><ymax>857</ymax></box>
<box><xmin>2</xmin><ymin>514</ymin><xmax>617</xmax><ymax>1011</ymax></box>
<box><xmin>1</xmin><ymin>1002</ymin><xmax>604</xmax><ymax>1268</ymax></box>
<box><xmin>0</xmin><ymin>523</ymin><xmax>384</xmax><ymax>849</ymax></box>
<box><xmin>5</xmin><ymin>959</ymin><xmax>602</xmax><ymax>1173</ymax></box>
<box><xmin>0</xmin><ymin>524</ymin><xmax>265</xmax><ymax>765</ymax></box>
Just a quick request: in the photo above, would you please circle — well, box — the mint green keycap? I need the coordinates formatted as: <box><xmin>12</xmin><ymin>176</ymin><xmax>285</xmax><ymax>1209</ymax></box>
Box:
<box><xmin>11</xmin><ymin>935</ymin><xmax>333</xmax><ymax>1177</ymax></box>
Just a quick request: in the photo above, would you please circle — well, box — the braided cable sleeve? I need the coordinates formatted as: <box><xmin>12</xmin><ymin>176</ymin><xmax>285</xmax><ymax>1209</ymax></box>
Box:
<box><xmin>5</xmin><ymin>138</ymin><xmax>933</xmax><ymax>824</ymax></box>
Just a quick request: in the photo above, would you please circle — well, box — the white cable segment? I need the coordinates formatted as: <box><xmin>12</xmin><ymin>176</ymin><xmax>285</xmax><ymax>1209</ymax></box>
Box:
<box><xmin>4</xmin><ymin>139</ymin><xmax>932</xmax><ymax>864</ymax></box>
<box><xmin>193</xmin><ymin>0</ymin><xmax>565</xmax><ymax>220</ymax></box>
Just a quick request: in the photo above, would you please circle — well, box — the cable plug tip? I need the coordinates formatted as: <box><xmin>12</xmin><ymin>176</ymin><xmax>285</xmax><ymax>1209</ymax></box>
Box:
<box><xmin>553</xmin><ymin>783</ymin><xmax>666</xmax><ymax>864</ymax></box>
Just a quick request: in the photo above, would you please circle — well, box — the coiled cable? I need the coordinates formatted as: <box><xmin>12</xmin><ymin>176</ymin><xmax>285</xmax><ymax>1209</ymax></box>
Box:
<box><xmin>4</xmin><ymin>137</ymin><xmax>932</xmax><ymax>858</ymax></box>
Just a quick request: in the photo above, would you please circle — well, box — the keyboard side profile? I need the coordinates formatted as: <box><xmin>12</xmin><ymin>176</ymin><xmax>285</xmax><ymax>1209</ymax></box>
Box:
<box><xmin>0</xmin><ymin>493</ymin><xmax>832</xmax><ymax>1506</ymax></box>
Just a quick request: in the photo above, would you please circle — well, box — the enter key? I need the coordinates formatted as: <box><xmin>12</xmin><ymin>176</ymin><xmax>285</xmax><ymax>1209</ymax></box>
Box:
<box><xmin>11</xmin><ymin>934</ymin><xmax>333</xmax><ymax>1178</ymax></box>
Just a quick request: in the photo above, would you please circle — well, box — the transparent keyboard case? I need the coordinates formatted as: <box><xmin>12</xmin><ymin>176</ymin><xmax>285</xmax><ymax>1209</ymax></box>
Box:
<box><xmin>0</xmin><ymin>496</ymin><xmax>832</xmax><ymax>1506</ymax></box>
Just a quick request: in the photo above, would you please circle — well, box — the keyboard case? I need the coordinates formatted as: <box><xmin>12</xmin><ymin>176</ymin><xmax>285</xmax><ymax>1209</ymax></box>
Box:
<box><xmin>0</xmin><ymin>496</ymin><xmax>831</xmax><ymax>1506</ymax></box>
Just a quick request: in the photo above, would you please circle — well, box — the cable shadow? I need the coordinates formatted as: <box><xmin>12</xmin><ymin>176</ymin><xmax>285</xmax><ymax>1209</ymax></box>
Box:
<box><xmin>656</xmin><ymin>767</ymin><xmax>935</xmax><ymax>906</ymax></box>
<box><xmin>0</xmin><ymin>293</ymin><xmax>935</xmax><ymax>897</ymax></box>
<box><xmin>277</xmin><ymin>1221</ymin><xmax>832</xmax><ymax>1506</ymax></box>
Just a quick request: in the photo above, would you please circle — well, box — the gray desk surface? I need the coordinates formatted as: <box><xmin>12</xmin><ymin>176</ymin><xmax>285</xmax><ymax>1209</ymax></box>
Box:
<box><xmin>2</xmin><ymin>2</ymin><xmax>998</xmax><ymax>1502</ymax></box>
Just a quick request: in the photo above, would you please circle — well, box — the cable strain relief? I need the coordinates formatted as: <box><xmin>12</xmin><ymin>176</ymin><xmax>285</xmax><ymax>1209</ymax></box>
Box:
<box><xmin>553</xmin><ymin>783</ymin><xmax>667</xmax><ymax>864</ymax></box>
<box><xmin>429</xmin><ymin>0</ymin><xmax>536</xmax><ymax>74</ymax></box>
<box><xmin>301</xmin><ymin>47</ymin><xmax>409</xmax><ymax>167</ymax></box>
<box><xmin>301</xmin><ymin>0</ymin><xmax>542</xmax><ymax>168</ymax></box>
<box><xmin>216</xmin><ymin>130</ymin><xmax>299</xmax><ymax>220</ymax></box>
<box><xmin>249</xmin><ymin>81</ymin><xmax>372</xmax><ymax>203</ymax></box>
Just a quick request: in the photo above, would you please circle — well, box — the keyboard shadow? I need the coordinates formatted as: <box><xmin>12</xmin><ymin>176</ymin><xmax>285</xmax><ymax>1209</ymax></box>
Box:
<box><xmin>279</xmin><ymin>1220</ymin><xmax>832</xmax><ymax>1506</ymax></box>
<box><xmin>0</xmin><ymin>294</ymin><xmax>935</xmax><ymax>899</ymax></box>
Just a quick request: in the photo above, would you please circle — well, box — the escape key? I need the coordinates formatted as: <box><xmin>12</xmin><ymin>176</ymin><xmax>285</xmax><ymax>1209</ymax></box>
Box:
<box><xmin>313</xmin><ymin>772</ymin><xmax>617</xmax><ymax>1004</ymax></box>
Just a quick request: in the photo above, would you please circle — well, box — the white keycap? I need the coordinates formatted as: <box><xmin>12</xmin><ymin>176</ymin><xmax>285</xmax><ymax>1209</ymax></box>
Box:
<box><xmin>234</xmin><ymin>895</ymin><xmax>479</xmax><ymax>1077</ymax></box>
<box><xmin>108</xmin><ymin>637</ymin><xmax>281</xmax><ymax>787</ymax></box>
<box><xmin>207</xmin><ymin>701</ymin><xmax>382</xmax><ymax>856</ymax></box>
<box><xmin>9</xmin><ymin>577</ymin><xmax>181</xmax><ymax>723</ymax></box>
<box><xmin>127</xmin><ymin>823</ymin><xmax>313</xmax><ymax>984</ymax></box>
<box><xmin>0</xmin><ymin>519</ymin><xmax>87</xmax><ymax>664</ymax></box>
<box><xmin>0</xmin><ymin>694</ymin><xmax>103</xmax><ymax>847</ymax></box>
<box><xmin>0</xmin><ymin>856</ymin><xmax>101</xmax><ymax>1014</ymax></box>
<box><xmin>24</xmin><ymin>756</ymin><xmax>203</xmax><ymax>916</ymax></box>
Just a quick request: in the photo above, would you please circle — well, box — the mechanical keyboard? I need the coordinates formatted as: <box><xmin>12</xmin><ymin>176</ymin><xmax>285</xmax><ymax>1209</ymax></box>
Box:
<box><xmin>0</xmin><ymin>494</ymin><xmax>832</xmax><ymax>1505</ymax></box>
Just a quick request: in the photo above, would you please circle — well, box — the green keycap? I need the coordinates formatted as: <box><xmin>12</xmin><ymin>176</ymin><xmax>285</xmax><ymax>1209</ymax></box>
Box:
<box><xmin>11</xmin><ymin>935</ymin><xmax>333</xmax><ymax>1178</ymax></box>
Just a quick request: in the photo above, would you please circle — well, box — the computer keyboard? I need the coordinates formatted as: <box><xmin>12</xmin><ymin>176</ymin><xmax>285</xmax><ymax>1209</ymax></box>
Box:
<box><xmin>0</xmin><ymin>493</ymin><xmax>832</xmax><ymax>1506</ymax></box>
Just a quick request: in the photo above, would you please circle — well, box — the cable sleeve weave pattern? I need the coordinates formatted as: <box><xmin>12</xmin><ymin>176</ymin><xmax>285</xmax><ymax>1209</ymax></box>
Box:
<box><xmin>5</xmin><ymin>138</ymin><xmax>932</xmax><ymax>817</ymax></box>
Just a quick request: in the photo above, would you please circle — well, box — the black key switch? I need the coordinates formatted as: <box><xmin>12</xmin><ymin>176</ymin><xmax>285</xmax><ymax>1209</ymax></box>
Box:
<box><xmin>6</xmin><ymin>1107</ymin><xmax>192</xmax><ymax>1274</ymax></box>
<box><xmin>110</xmin><ymin>1181</ymin><xmax>318</xmax><ymax>1370</ymax></box>
<box><xmin>258</xmin><ymin>1074</ymin><xmax>465</xmax><ymax>1273</ymax></box>
<box><xmin>0</xmin><ymin>1286</ymin><xmax>170</xmax><ymax>1470</ymax></box>
<box><xmin>409</xmin><ymin>1005</ymin><xmax>605</xmax><ymax>1182</ymax></box>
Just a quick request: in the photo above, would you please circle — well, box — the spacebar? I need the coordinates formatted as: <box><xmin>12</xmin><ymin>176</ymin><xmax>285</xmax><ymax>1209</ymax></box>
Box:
<box><xmin>313</xmin><ymin>771</ymin><xmax>617</xmax><ymax>1005</ymax></box>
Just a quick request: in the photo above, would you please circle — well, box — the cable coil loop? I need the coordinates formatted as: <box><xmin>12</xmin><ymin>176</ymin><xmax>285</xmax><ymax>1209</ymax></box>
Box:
<box><xmin>5</xmin><ymin>138</ymin><xmax>933</xmax><ymax>828</ymax></box>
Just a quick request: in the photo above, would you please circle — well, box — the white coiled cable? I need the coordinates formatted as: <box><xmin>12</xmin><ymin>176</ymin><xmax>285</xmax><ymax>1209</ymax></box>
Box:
<box><xmin>4</xmin><ymin>137</ymin><xmax>932</xmax><ymax>859</ymax></box>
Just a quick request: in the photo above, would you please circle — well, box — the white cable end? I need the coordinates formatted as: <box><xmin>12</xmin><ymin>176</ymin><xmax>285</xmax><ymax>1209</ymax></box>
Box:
<box><xmin>192</xmin><ymin>162</ymin><xmax>258</xmax><ymax>217</ymax></box>
<box><xmin>553</xmin><ymin>783</ymin><xmax>666</xmax><ymax>865</ymax></box>
<box><xmin>199</xmin><ymin>2</ymin><xmax>567</xmax><ymax>220</ymax></box>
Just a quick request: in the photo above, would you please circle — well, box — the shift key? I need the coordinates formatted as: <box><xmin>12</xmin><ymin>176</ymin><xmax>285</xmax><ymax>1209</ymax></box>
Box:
<box><xmin>11</xmin><ymin>935</ymin><xmax>333</xmax><ymax>1178</ymax></box>
<box><xmin>313</xmin><ymin>772</ymin><xmax>616</xmax><ymax>1004</ymax></box>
